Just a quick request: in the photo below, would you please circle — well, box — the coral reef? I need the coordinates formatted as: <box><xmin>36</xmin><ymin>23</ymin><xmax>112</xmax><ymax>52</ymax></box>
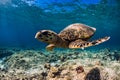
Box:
<box><xmin>0</xmin><ymin>48</ymin><xmax>120</xmax><ymax>80</ymax></box>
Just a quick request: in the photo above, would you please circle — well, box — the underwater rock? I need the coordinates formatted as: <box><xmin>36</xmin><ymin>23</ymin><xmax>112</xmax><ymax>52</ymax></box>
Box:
<box><xmin>85</xmin><ymin>67</ymin><xmax>101</xmax><ymax>80</ymax></box>
<box><xmin>48</xmin><ymin>66</ymin><xmax>60</xmax><ymax>78</ymax></box>
<box><xmin>44</xmin><ymin>63</ymin><xmax>51</xmax><ymax>69</ymax></box>
<box><xmin>95</xmin><ymin>61</ymin><xmax>103</xmax><ymax>66</ymax></box>
<box><xmin>41</xmin><ymin>72</ymin><xmax>48</xmax><ymax>80</ymax></box>
<box><xmin>76</xmin><ymin>66</ymin><xmax>84</xmax><ymax>74</ymax></box>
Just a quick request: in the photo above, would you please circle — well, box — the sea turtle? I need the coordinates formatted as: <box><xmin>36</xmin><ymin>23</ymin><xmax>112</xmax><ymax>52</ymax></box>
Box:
<box><xmin>35</xmin><ymin>23</ymin><xmax>110</xmax><ymax>51</ymax></box>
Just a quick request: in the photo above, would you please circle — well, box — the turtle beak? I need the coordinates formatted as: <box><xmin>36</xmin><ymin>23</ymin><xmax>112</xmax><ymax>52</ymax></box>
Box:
<box><xmin>35</xmin><ymin>32</ymin><xmax>41</xmax><ymax>39</ymax></box>
<box><xmin>90</xmin><ymin>27</ymin><xmax>96</xmax><ymax>31</ymax></box>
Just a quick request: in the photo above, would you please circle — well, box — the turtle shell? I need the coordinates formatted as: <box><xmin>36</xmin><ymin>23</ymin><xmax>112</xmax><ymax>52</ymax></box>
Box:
<box><xmin>58</xmin><ymin>23</ymin><xmax>96</xmax><ymax>41</ymax></box>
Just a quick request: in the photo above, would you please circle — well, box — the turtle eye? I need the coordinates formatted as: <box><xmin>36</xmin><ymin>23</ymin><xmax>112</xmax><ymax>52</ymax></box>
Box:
<box><xmin>39</xmin><ymin>34</ymin><xmax>42</xmax><ymax>38</ymax></box>
<box><xmin>42</xmin><ymin>31</ymin><xmax>48</xmax><ymax>35</ymax></box>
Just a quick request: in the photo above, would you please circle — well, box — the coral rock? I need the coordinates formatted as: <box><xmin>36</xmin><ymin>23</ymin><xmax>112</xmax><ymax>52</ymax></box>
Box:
<box><xmin>76</xmin><ymin>66</ymin><xmax>84</xmax><ymax>74</ymax></box>
<box><xmin>85</xmin><ymin>67</ymin><xmax>101</xmax><ymax>80</ymax></box>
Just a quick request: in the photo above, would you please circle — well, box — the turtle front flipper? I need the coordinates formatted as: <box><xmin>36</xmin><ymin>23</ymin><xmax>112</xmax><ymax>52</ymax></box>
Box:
<box><xmin>46</xmin><ymin>44</ymin><xmax>55</xmax><ymax>51</ymax></box>
<box><xmin>69</xmin><ymin>36</ymin><xmax>110</xmax><ymax>49</ymax></box>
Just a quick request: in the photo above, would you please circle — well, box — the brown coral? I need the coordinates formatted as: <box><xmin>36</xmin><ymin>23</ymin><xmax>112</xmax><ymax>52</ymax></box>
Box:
<box><xmin>76</xmin><ymin>66</ymin><xmax>84</xmax><ymax>74</ymax></box>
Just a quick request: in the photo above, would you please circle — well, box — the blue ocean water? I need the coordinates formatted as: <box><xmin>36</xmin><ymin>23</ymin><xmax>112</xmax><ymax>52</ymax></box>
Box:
<box><xmin>0</xmin><ymin>0</ymin><xmax>120</xmax><ymax>50</ymax></box>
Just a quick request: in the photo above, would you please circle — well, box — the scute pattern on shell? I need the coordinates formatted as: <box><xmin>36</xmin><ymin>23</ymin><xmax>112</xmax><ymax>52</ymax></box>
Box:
<box><xmin>59</xmin><ymin>29</ymin><xmax>78</xmax><ymax>41</ymax></box>
<box><xmin>58</xmin><ymin>23</ymin><xmax>96</xmax><ymax>41</ymax></box>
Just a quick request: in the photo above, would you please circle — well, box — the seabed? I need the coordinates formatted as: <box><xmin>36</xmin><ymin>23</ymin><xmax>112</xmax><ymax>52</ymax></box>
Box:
<box><xmin>0</xmin><ymin>48</ymin><xmax>120</xmax><ymax>80</ymax></box>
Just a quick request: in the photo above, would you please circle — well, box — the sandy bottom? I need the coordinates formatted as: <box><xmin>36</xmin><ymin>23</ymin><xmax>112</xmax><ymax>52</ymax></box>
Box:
<box><xmin>0</xmin><ymin>48</ymin><xmax>120</xmax><ymax>80</ymax></box>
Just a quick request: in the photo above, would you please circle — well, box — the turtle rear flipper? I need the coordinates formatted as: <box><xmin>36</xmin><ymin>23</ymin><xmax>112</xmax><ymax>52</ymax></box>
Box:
<box><xmin>69</xmin><ymin>36</ymin><xmax>110</xmax><ymax>49</ymax></box>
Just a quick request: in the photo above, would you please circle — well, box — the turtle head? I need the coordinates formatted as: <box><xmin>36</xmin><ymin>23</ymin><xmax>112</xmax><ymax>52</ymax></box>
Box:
<box><xmin>35</xmin><ymin>30</ymin><xmax>59</xmax><ymax>44</ymax></box>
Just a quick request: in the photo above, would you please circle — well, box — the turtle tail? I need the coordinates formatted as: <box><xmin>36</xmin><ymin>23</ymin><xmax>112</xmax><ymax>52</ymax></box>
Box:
<box><xmin>69</xmin><ymin>36</ymin><xmax>110</xmax><ymax>49</ymax></box>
